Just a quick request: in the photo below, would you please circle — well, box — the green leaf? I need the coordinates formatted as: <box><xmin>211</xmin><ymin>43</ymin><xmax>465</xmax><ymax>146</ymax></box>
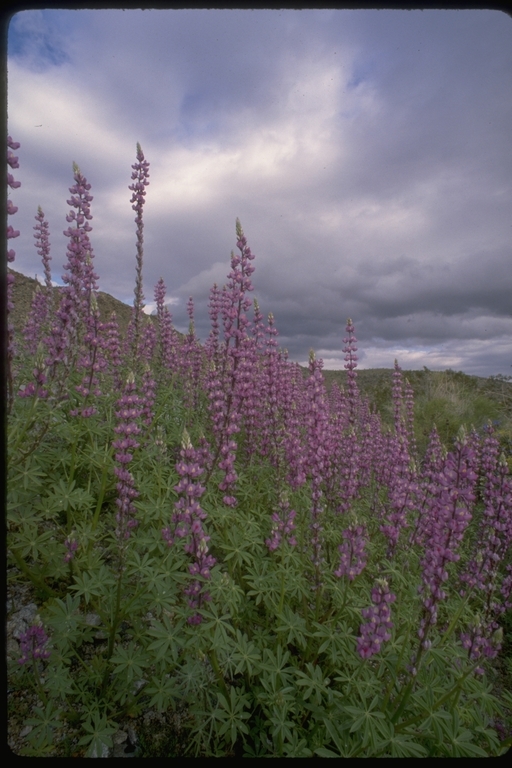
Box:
<box><xmin>15</xmin><ymin>523</ymin><xmax>54</xmax><ymax>560</ymax></box>
<box><xmin>147</xmin><ymin>613</ymin><xmax>185</xmax><ymax>663</ymax></box>
<box><xmin>295</xmin><ymin>662</ymin><xmax>330</xmax><ymax>706</ymax></box>
<box><xmin>70</xmin><ymin>565</ymin><xmax>116</xmax><ymax>603</ymax></box>
<box><xmin>10</xmin><ymin>457</ymin><xmax>46</xmax><ymax>491</ymax></box>
<box><xmin>78</xmin><ymin>711</ymin><xmax>117</xmax><ymax>757</ymax></box>
<box><xmin>321</xmin><ymin>715</ymin><xmax>352</xmax><ymax>757</ymax></box>
<box><xmin>25</xmin><ymin>700</ymin><xmax>60</xmax><ymax>750</ymax></box>
<box><xmin>145</xmin><ymin>674</ymin><xmax>181</xmax><ymax>712</ymax></box>
<box><xmin>200</xmin><ymin>603</ymin><xmax>235</xmax><ymax>647</ymax></box>
<box><xmin>275</xmin><ymin>605</ymin><xmax>309</xmax><ymax>649</ymax></box>
<box><xmin>259</xmin><ymin>644</ymin><xmax>295</xmax><ymax>689</ymax></box>
<box><xmin>110</xmin><ymin>641</ymin><xmax>149</xmax><ymax>684</ymax></box>
<box><xmin>230</xmin><ymin>629</ymin><xmax>261</xmax><ymax>678</ymax></box>
<box><xmin>45</xmin><ymin>478</ymin><xmax>94</xmax><ymax>513</ymax></box>
<box><xmin>214</xmin><ymin>686</ymin><xmax>252</xmax><ymax>746</ymax></box>
<box><xmin>44</xmin><ymin>593</ymin><xmax>82</xmax><ymax>649</ymax></box>
<box><xmin>386</xmin><ymin>734</ymin><xmax>428</xmax><ymax>757</ymax></box>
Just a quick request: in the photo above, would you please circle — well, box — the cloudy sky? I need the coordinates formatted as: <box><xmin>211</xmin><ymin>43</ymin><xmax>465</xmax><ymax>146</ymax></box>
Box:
<box><xmin>7</xmin><ymin>8</ymin><xmax>512</xmax><ymax>376</ymax></box>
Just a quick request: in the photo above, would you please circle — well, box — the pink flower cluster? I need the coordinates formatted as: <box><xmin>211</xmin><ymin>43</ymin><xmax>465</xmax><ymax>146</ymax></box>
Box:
<box><xmin>64</xmin><ymin>536</ymin><xmax>79</xmax><ymax>563</ymax></box>
<box><xmin>265</xmin><ymin>493</ymin><xmax>297</xmax><ymax>551</ymax></box>
<box><xmin>18</xmin><ymin>624</ymin><xmax>51</xmax><ymax>666</ymax></box>
<box><xmin>126</xmin><ymin>143</ymin><xmax>150</xmax><ymax>363</ymax></box>
<box><xmin>112</xmin><ymin>373</ymin><xmax>143</xmax><ymax>539</ymax></box>
<box><xmin>23</xmin><ymin>207</ymin><xmax>53</xmax><ymax>357</ymax></box>
<box><xmin>162</xmin><ymin>430</ymin><xmax>216</xmax><ymax>624</ymax></box>
<box><xmin>417</xmin><ymin>430</ymin><xmax>478</xmax><ymax>642</ymax></box>
<box><xmin>357</xmin><ymin>580</ymin><xmax>396</xmax><ymax>658</ymax></box>
<box><xmin>334</xmin><ymin>523</ymin><xmax>368</xmax><ymax>580</ymax></box>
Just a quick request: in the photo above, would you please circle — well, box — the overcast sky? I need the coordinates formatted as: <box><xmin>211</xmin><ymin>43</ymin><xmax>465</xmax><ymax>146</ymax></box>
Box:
<box><xmin>7</xmin><ymin>8</ymin><xmax>512</xmax><ymax>376</ymax></box>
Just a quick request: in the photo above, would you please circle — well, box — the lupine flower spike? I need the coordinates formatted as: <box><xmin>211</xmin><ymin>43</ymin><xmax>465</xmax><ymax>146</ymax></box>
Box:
<box><xmin>127</xmin><ymin>143</ymin><xmax>150</xmax><ymax>364</ymax></box>
<box><xmin>357</xmin><ymin>579</ymin><xmax>396</xmax><ymax>658</ymax></box>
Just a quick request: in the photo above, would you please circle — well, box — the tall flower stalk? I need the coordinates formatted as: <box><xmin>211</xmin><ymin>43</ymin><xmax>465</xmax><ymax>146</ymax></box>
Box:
<box><xmin>127</xmin><ymin>143</ymin><xmax>150</xmax><ymax>366</ymax></box>
<box><xmin>112</xmin><ymin>372</ymin><xmax>142</xmax><ymax>541</ymax></box>
<box><xmin>163</xmin><ymin>429</ymin><xmax>216</xmax><ymax>625</ymax></box>
<box><xmin>45</xmin><ymin>163</ymin><xmax>96</xmax><ymax>390</ymax></box>
<box><xmin>23</xmin><ymin>207</ymin><xmax>53</xmax><ymax>356</ymax></box>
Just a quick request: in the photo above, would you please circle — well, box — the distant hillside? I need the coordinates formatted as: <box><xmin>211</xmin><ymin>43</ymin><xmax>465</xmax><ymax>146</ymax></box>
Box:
<box><xmin>8</xmin><ymin>267</ymin><xmax>511</xmax><ymax>424</ymax></box>
<box><xmin>8</xmin><ymin>267</ymin><xmax>156</xmax><ymax>341</ymax></box>
<box><xmin>298</xmin><ymin>359</ymin><xmax>512</xmax><ymax>423</ymax></box>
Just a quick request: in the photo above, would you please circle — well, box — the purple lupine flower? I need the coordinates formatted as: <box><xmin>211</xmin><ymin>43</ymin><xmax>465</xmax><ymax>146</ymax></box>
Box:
<box><xmin>205</xmin><ymin>282</ymin><xmax>223</xmax><ymax>368</ymax></box>
<box><xmin>457</xmin><ymin>427</ymin><xmax>512</xmax><ymax>665</ymax></box>
<box><xmin>70</xmin><ymin>290</ymin><xmax>108</xmax><ymax>418</ymax></box>
<box><xmin>112</xmin><ymin>372</ymin><xmax>143</xmax><ymax>539</ymax></box>
<box><xmin>460</xmin><ymin>620</ymin><xmax>503</xmax><ymax>674</ymax></box>
<box><xmin>64</xmin><ymin>536</ymin><xmax>79</xmax><ymax>563</ymax></box>
<box><xmin>251</xmin><ymin>298</ymin><xmax>266</xmax><ymax>352</ymax></box>
<box><xmin>23</xmin><ymin>208</ymin><xmax>53</xmax><ymax>356</ymax></box>
<box><xmin>140</xmin><ymin>363</ymin><xmax>157</xmax><ymax>427</ymax></box>
<box><xmin>343</xmin><ymin>318</ymin><xmax>359</xmax><ymax>426</ymax></box>
<box><xmin>404</xmin><ymin>378</ymin><xmax>417</xmax><ymax>460</ymax></box>
<box><xmin>265</xmin><ymin>492</ymin><xmax>297</xmax><ymax>551</ymax></box>
<box><xmin>45</xmin><ymin>163</ymin><xmax>96</xmax><ymax>381</ymax></box>
<box><xmin>334</xmin><ymin>523</ymin><xmax>368</xmax><ymax>580</ymax></box>
<box><xmin>283</xmin><ymin>363</ymin><xmax>307</xmax><ymax>490</ymax></box>
<box><xmin>18</xmin><ymin>346</ymin><xmax>49</xmax><ymax>400</ymax></box>
<box><xmin>180</xmin><ymin>297</ymin><xmax>204</xmax><ymax>412</ymax></box>
<box><xmin>163</xmin><ymin>428</ymin><xmax>216</xmax><ymax>624</ymax></box>
<box><xmin>257</xmin><ymin>312</ymin><xmax>282</xmax><ymax>466</ymax></box>
<box><xmin>102</xmin><ymin>311</ymin><xmax>123</xmax><ymax>391</ymax></box>
<box><xmin>140</xmin><ymin>317</ymin><xmax>156</xmax><ymax>364</ymax></box>
<box><xmin>304</xmin><ymin>349</ymin><xmax>330</xmax><ymax>583</ymax></box>
<box><xmin>154</xmin><ymin>277</ymin><xmax>177</xmax><ymax>375</ymax></box>
<box><xmin>410</xmin><ymin>425</ymin><xmax>446</xmax><ymax>546</ymax></box>
<box><xmin>417</xmin><ymin>427</ymin><xmax>479</xmax><ymax>644</ymax></box>
<box><xmin>18</xmin><ymin>624</ymin><xmax>51</xmax><ymax>665</ymax></box>
<box><xmin>357</xmin><ymin>579</ymin><xmax>396</xmax><ymax>659</ymax></box>
<box><xmin>127</xmin><ymin>143</ymin><xmax>150</xmax><ymax>363</ymax></box>
<box><xmin>205</xmin><ymin>220</ymin><xmax>256</xmax><ymax>504</ymax></box>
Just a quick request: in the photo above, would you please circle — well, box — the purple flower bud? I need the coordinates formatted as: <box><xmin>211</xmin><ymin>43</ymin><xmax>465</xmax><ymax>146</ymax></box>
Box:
<box><xmin>18</xmin><ymin>624</ymin><xmax>51</xmax><ymax>665</ymax></box>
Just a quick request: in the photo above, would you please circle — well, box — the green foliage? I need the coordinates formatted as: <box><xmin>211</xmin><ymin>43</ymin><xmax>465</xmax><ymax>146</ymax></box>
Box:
<box><xmin>8</xmin><ymin>347</ymin><xmax>511</xmax><ymax>756</ymax></box>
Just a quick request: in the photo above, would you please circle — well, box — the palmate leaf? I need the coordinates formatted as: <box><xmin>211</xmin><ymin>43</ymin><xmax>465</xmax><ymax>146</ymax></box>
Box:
<box><xmin>24</xmin><ymin>700</ymin><xmax>61</xmax><ymax>751</ymax></box>
<box><xmin>385</xmin><ymin>733</ymin><xmax>429</xmax><ymax>757</ymax></box>
<box><xmin>145</xmin><ymin>674</ymin><xmax>181</xmax><ymax>712</ymax></box>
<box><xmin>15</xmin><ymin>523</ymin><xmax>54</xmax><ymax>560</ymax></box>
<box><xmin>316</xmin><ymin>716</ymin><xmax>352</xmax><ymax>757</ymax></box>
<box><xmin>345</xmin><ymin>695</ymin><xmax>389</xmax><ymax>750</ymax></box>
<box><xmin>275</xmin><ymin>605</ymin><xmax>309</xmax><ymax>649</ymax></box>
<box><xmin>201</xmin><ymin>603</ymin><xmax>236</xmax><ymax>647</ymax></box>
<box><xmin>70</xmin><ymin>565</ymin><xmax>116</xmax><ymax>603</ymax></box>
<box><xmin>9</xmin><ymin>456</ymin><xmax>46</xmax><ymax>491</ymax></box>
<box><xmin>147</xmin><ymin>572</ymin><xmax>184</xmax><ymax>615</ymax></box>
<box><xmin>214</xmin><ymin>687</ymin><xmax>251</xmax><ymax>745</ymax></box>
<box><xmin>217</xmin><ymin>526</ymin><xmax>256</xmax><ymax>569</ymax></box>
<box><xmin>78</xmin><ymin>711</ymin><xmax>117</xmax><ymax>758</ymax></box>
<box><xmin>259</xmin><ymin>644</ymin><xmax>295</xmax><ymax>690</ymax></box>
<box><xmin>230</xmin><ymin>629</ymin><xmax>261</xmax><ymax>677</ymax></box>
<box><xmin>45</xmin><ymin>660</ymin><xmax>76</xmax><ymax>701</ymax></box>
<box><xmin>110</xmin><ymin>641</ymin><xmax>149</xmax><ymax>683</ymax></box>
<box><xmin>268</xmin><ymin>702</ymin><xmax>296</xmax><ymax>747</ymax></box>
<box><xmin>44</xmin><ymin>593</ymin><xmax>81</xmax><ymax>648</ymax></box>
<box><xmin>146</xmin><ymin>613</ymin><xmax>185</xmax><ymax>663</ymax></box>
<box><xmin>295</xmin><ymin>662</ymin><xmax>331</xmax><ymax>706</ymax></box>
<box><xmin>441</xmin><ymin>710</ymin><xmax>490</xmax><ymax>757</ymax></box>
<box><xmin>45</xmin><ymin>478</ymin><xmax>94</xmax><ymax>513</ymax></box>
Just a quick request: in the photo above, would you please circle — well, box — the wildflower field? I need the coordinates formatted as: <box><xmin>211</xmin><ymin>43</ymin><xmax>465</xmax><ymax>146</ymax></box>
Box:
<box><xmin>6</xmin><ymin>138</ymin><xmax>512</xmax><ymax>756</ymax></box>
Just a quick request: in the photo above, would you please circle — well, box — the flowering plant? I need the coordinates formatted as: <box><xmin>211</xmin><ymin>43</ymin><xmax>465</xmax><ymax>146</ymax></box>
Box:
<box><xmin>7</xmin><ymin>139</ymin><xmax>512</xmax><ymax>757</ymax></box>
